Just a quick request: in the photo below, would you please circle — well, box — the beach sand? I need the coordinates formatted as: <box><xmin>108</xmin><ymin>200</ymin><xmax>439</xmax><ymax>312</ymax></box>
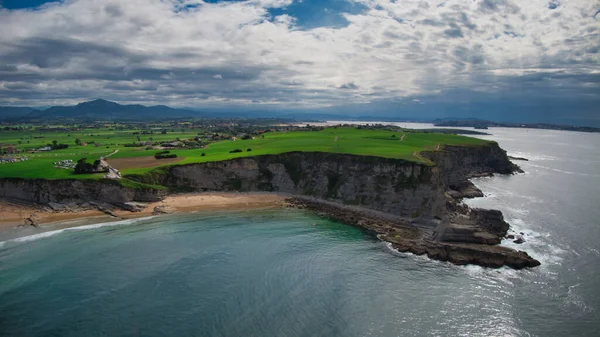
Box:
<box><xmin>0</xmin><ymin>193</ymin><xmax>288</xmax><ymax>233</ymax></box>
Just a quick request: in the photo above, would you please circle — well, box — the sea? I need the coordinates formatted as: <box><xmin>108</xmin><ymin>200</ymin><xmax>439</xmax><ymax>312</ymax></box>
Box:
<box><xmin>1</xmin><ymin>124</ymin><xmax>599</xmax><ymax>336</ymax></box>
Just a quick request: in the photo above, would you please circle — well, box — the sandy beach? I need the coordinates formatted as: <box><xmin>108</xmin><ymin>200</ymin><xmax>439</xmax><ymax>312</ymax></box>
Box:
<box><xmin>0</xmin><ymin>192</ymin><xmax>288</xmax><ymax>233</ymax></box>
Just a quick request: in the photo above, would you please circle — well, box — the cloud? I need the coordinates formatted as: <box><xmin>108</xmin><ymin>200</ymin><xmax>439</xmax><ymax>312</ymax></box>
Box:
<box><xmin>339</xmin><ymin>82</ymin><xmax>359</xmax><ymax>90</ymax></box>
<box><xmin>0</xmin><ymin>0</ymin><xmax>597</xmax><ymax>112</ymax></box>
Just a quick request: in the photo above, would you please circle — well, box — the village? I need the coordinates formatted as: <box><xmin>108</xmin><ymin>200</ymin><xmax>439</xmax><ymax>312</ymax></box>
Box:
<box><xmin>0</xmin><ymin>118</ymin><xmax>313</xmax><ymax>179</ymax></box>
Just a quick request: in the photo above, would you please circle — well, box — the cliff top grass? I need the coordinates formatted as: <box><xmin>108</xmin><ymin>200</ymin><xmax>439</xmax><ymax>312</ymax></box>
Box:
<box><xmin>0</xmin><ymin>126</ymin><xmax>489</xmax><ymax>180</ymax></box>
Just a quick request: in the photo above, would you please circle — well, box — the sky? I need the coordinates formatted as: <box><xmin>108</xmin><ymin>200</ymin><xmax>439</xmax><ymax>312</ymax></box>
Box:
<box><xmin>0</xmin><ymin>0</ymin><xmax>598</xmax><ymax>124</ymax></box>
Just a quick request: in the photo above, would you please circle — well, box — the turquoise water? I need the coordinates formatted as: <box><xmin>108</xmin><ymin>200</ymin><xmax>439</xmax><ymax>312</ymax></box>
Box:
<box><xmin>1</xmin><ymin>127</ymin><xmax>600</xmax><ymax>336</ymax></box>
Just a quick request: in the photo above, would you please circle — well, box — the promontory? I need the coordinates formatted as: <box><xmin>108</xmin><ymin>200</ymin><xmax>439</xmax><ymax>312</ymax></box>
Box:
<box><xmin>0</xmin><ymin>126</ymin><xmax>540</xmax><ymax>269</ymax></box>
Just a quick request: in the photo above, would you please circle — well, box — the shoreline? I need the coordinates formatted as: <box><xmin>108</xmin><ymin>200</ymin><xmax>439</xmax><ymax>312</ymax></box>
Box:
<box><xmin>0</xmin><ymin>191</ymin><xmax>541</xmax><ymax>269</ymax></box>
<box><xmin>0</xmin><ymin>192</ymin><xmax>288</xmax><ymax>240</ymax></box>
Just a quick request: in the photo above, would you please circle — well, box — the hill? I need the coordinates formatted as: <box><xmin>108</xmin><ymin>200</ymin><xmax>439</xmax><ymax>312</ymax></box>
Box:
<box><xmin>0</xmin><ymin>106</ymin><xmax>39</xmax><ymax>119</ymax></box>
<box><xmin>21</xmin><ymin>99</ymin><xmax>198</xmax><ymax>121</ymax></box>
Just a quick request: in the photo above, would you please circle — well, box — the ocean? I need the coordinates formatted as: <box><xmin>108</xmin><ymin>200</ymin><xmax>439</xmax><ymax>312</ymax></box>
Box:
<box><xmin>1</xmin><ymin>125</ymin><xmax>599</xmax><ymax>336</ymax></box>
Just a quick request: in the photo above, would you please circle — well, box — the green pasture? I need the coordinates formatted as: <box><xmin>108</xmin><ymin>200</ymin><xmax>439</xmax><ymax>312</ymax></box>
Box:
<box><xmin>0</xmin><ymin>127</ymin><xmax>488</xmax><ymax>179</ymax></box>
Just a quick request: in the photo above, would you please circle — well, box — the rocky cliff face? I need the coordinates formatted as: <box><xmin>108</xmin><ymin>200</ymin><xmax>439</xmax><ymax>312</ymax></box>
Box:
<box><xmin>0</xmin><ymin>178</ymin><xmax>166</xmax><ymax>206</ymax></box>
<box><xmin>422</xmin><ymin>143</ymin><xmax>521</xmax><ymax>190</ymax></box>
<box><xmin>146</xmin><ymin>152</ymin><xmax>445</xmax><ymax>218</ymax></box>
<box><xmin>129</xmin><ymin>142</ymin><xmax>517</xmax><ymax>219</ymax></box>
<box><xmin>1</xmin><ymin>142</ymin><xmax>516</xmax><ymax>219</ymax></box>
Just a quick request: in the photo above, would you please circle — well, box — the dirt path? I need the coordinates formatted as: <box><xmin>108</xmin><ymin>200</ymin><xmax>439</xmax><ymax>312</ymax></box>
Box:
<box><xmin>412</xmin><ymin>151</ymin><xmax>426</xmax><ymax>162</ymax></box>
<box><xmin>100</xmin><ymin>150</ymin><xmax>121</xmax><ymax>179</ymax></box>
<box><xmin>334</xmin><ymin>136</ymin><xmax>339</xmax><ymax>142</ymax></box>
<box><xmin>102</xmin><ymin>149</ymin><xmax>119</xmax><ymax>159</ymax></box>
<box><xmin>400</xmin><ymin>134</ymin><xmax>405</xmax><ymax>141</ymax></box>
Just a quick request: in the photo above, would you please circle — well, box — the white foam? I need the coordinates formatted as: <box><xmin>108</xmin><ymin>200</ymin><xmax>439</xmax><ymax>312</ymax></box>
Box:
<box><xmin>11</xmin><ymin>229</ymin><xmax>66</xmax><ymax>243</ymax></box>
<box><xmin>509</xmin><ymin>151</ymin><xmax>560</xmax><ymax>162</ymax></box>
<box><xmin>525</xmin><ymin>163</ymin><xmax>600</xmax><ymax>178</ymax></box>
<box><xmin>0</xmin><ymin>216</ymin><xmax>156</xmax><ymax>248</ymax></box>
<box><xmin>502</xmin><ymin>217</ymin><xmax>568</xmax><ymax>270</ymax></box>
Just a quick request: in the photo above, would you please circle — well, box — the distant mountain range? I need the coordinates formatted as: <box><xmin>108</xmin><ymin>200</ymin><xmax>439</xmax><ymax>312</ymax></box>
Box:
<box><xmin>0</xmin><ymin>106</ymin><xmax>39</xmax><ymax>119</ymax></box>
<box><xmin>1</xmin><ymin>99</ymin><xmax>598</xmax><ymax>132</ymax></box>
<box><xmin>0</xmin><ymin>99</ymin><xmax>447</xmax><ymax>122</ymax></box>
<box><xmin>0</xmin><ymin>99</ymin><xmax>198</xmax><ymax>121</ymax></box>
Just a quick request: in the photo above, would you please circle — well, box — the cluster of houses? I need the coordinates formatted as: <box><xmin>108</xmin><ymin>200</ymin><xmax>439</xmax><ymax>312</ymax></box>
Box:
<box><xmin>0</xmin><ymin>156</ymin><xmax>28</xmax><ymax>164</ymax></box>
<box><xmin>54</xmin><ymin>159</ymin><xmax>75</xmax><ymax>169</ymax></box>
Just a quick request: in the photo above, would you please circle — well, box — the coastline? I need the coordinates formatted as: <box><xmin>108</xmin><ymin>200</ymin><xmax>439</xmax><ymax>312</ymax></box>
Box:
<box><xmin>0</xmin><ymin>192</ymin><xmax>288</xmax><ymax>238</ymax></box>
<box><xmin>0</xmin><ymin>190</ymin><xmax>541</xmax><ymax>269</ymax></box>
<box><xmin>0</xmin><ymin>143</ymin><xmax>541</xmax><ymax>269</ymax></box>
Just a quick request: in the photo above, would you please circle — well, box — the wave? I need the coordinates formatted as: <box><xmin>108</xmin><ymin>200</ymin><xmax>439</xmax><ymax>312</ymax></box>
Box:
<box><xmin>503</xmin><ymin>217</ymin><xmax>568</xmax><ymax>274</ymax></box>
<box><xmin>525</xmin><ymin>163</ymin><xmax>600</xmax><ymax>178</ymax></box>
<box><xmin>509</xmin><ymin>151</ymin><xmax>560</xmax><ymax>161</ymax></box>
<box><xmin>0</xmin><ymin>216</ymin><xmax>157</xmax><ymax>248</ymax></box>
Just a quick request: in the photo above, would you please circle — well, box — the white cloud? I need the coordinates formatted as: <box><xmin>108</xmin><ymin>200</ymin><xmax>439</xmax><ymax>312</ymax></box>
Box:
<box><xmin>0</xmin><ymin>0</ymin><xmax>597</xmax><ymax>108</ymax></box>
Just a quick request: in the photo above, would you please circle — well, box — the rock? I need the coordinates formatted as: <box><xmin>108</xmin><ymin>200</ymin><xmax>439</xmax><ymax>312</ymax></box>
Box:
<box><xmin>288</xmin><ymin>196</ymin><xmax>541</xmax><ymax>269</ymax></box>
<box><xmin>22</xmin><ymin>213</ymin><xmax>40</xmax><ymax>227</ymax></box>
<box><xmin>506</xmin><ymin>234</ymin><xmax>515</xmax><ymax>239</ymax></box>
<box><xmin>89</xmin><ymin>201</ymin><xmax>120</xmax><ymax>218</ymax></box>
<box><xmin>153</xmin><ymin>205</ymin><xmax>173</xmax><ymax>215</ymax></box>
<box><xmin>120</xmin><ymin>202</ymin><xmax>147</xmax><ymax>212</ymax></box>
<box><xmin>513</xmin><ymin>235</ymin><xmax>525</xmax><ymax>244</ymax></box>
<box><xmin>508</xmin><ymin>156</ymin><xmax>529</xmax><ymax>161</ymax></box>
<box><xmin>48</xmin><ymin>202</ymin><xmax>68</xmax><ymax>211</ymax></box>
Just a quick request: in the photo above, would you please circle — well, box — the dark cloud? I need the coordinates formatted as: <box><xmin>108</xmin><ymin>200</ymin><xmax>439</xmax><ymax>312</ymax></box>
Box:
<box><xmin>479</xmin><ymin>0</ymin><xmax>520</xmax><ymax>14</ymax></box>
<box><xmin>444</xmin><ymin>23</ymin><xmax>463</xmax><ymax>38</ymax></box>
<box><xmin>339</xmin><ymin>82</ymin><xmax>359</xmax><ymax>90</ymax></box>
<box><xmin>104</xmin><ymin>4</ymin><xmax>123</xmax><ymax>17</ymax></box>
<box><xmin>1</xmin><ymin>37</ymin><xmax>143</xmax><ymax>69</ymax></box>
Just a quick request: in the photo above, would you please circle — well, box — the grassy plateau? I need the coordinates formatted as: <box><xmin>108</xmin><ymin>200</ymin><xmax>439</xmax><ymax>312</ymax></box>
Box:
<box><xmin>0</xmin><ymin>126</ymin><xmax>488</xmax><ymax>181</ymax></box>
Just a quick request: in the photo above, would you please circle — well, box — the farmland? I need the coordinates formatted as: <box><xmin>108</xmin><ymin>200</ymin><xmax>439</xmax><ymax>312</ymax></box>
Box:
<box><xmin>0</xmin><ymin>125</ymin><xmax>488</xmax><ymax>180</ymax></box>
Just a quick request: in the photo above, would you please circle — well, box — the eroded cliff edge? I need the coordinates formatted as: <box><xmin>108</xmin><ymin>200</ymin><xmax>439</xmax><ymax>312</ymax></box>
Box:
<box><xmin>0</xmin><ymin>141</ymin><xmax>540</xmax><ymax>269</ymax></box>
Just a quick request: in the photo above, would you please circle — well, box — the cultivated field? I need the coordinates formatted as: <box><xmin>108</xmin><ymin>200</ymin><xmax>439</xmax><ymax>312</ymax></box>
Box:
<box><xmin>0</xmin><ymin>126</ymin><xmax>488</xmax><ymax>180</ymax></box>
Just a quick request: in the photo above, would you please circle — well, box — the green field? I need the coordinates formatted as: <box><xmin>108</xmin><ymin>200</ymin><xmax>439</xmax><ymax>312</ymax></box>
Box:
<box><xmin>0</xmin><ymin>127</ymin><xmax>488</xmax><ymax>180</ymax></box>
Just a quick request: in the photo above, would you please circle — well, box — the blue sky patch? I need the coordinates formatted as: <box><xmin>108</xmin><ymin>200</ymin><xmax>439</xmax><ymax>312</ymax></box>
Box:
<box><xmin>0</xmin><ymin>0</ymin><xmax>60</xmax><ymax>9</ymax></box>
<box><xmin>268</xmin><ymin>0</ymin><xmax>368</xmax><ymax>29</ymax></box>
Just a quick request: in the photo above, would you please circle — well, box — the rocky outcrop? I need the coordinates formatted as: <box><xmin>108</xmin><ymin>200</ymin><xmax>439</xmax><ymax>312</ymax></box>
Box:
<box><xmin>152</xmin><ymin>205</ymin><xmax>173</xmax><ymax>215</ymax></box>
<box><xmin>286</xmin><ymin>197</ymin><xmax>540</xmax><ymax>269</ymax></box>
<box><xmin>21</xmin><ymin>213</ymin><xmax>40</xmax><ymax>227</ymax></box>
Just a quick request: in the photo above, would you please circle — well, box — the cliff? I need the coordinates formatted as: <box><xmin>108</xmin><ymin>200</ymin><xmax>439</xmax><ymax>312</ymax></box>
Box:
<box><xmin>0</xmin><ymin>178</ymin><xmax>166</xmax><ymax>207</ymax></box>
<box><xmin>0</xmin><ymin>141</ymin><xmax>540</xmax><ymax>269</ymax></box>
<box><xmin>130</xmin><ymin>152</ymin><xmax>445</xmax><ymax>218</ymax></box>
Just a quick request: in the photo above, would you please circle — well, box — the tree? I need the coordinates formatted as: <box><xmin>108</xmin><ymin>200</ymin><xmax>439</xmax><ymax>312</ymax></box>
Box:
<box><xmin>136</xmin><ymin>135</ymin><xmax>141</xmax><ymax>142</ymax></box>
<box><xmin>74</xmin><ymin>158</ymin><xmax>94</xmax><ymax>174</ymax></box>
<box><xmin>52</xmin><ymin>140</ymin><xmax>58</xmax><ymax>148</ymax></box>
<box><xmin>75</xmin><ymin>138</ymin><xmax>81</xmax><ymax>145</ymax></box>
<box><xmin>161</xmin><ymin>129</ymin><xmax>167</xmax><ymax>135</ymax></box>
